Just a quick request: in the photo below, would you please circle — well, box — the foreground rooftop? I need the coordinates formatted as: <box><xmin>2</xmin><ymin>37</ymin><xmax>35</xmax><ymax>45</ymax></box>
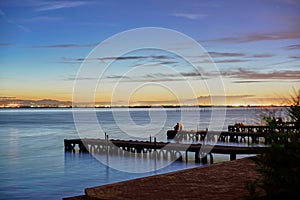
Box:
<box><xmin>64</xmin><ymin>157</ymin><xmax>263</xmax><ymax>200</ymax></box>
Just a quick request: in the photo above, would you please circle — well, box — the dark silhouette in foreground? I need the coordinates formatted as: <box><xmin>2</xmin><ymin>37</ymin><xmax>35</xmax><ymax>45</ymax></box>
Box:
<box><xmin>246</xmin><ymin>89</ymin><xmax>300</xmax><ymax>199</ymax></box>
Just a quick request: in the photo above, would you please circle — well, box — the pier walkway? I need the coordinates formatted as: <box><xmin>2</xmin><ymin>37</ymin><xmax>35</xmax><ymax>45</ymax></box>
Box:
<box><xmin>64</xmin><ymin>138</ymin><xmax>269</xmax><ymax>163</ymax></box>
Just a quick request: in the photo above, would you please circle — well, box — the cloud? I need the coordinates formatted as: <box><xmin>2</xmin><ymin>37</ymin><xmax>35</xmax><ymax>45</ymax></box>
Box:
<box><xmin>211</xmin><ymin>31</ymin><xmax>300</xmax><ymax>43</ymax></box>
<box><xmin>286</xmin><ymin>44</ymin><xmax>300</xmax><ymax>50</ymax></box>
<box><xmin>197</xmin><ymin>95</ymin><xmax>254</xmax><ymax>99</ymax></box>
<box><xmin>0</xmin><ymin>9</ymin><xmax>29</xmax><ymax>32</ymax></box>
<box><xmin>214</xmin><ymin>59</ymin><xmax>250</xmax><ymax>63</ymax></box>
<box><xmin>32</xmin><ymin>43</ymin><xmax>97</xmax><ymax>48</ymax></box>
<box><xmin>105</xmin><ymin>70</ymin><xmax>205</xmax><ymax>83</ymax></box>
<box><xmin>102</xmin><ymin>56</ymin><xmax>147</xmax><ymax>60</ymax></box>
<box><xmin>171</xmin><ymin>13</ymin><xmax>207</xmax><ymax>20</ymax></box>
<box><xmin>22</xmin><ymin>16</ymin><xmax>63</xmax><ymax>22</ymax></box>
<box><xmin>158</xmin><ymin>61</ymin><xmax>178</xmax><ymax>65</ymax></box>
<box><xmin>180</xmin><ymin>72</ymin><xmax>202</xmax><ymax>77</ymax></box>
<box><xmin>233</xmin><ymin>80</ymin><xmax>268</xmax><ymax>84</ymax></box>
<box><xmin>222</xmin><ymin>68</ymin><xmax>300</xmax><ymax>80</ymax></box>
<box><xmin>63</xmin><ymin>77</ymin><xmax>98</xmax><ymax>81</ymax></box>
<box><xmin>208</xmin><ymin>52</ymin><xmax>245</xmax><ymax>57</ymax></box>
<box><xmin>105</xmin><ymin>75</ymin><xmax>130</xmax><ymax>79</ymax></box>
<box><xmin>0</xmin><ymin>43</ymin><xmax>12</xmax><ymax>47</ymax></box>
<box><xmin>251</xmin><ymin>54</ymin><xmax>274</xmax><ymax>58</ymax></box>
<box><xmin>100</xmin><ymin>55</ymin><xmax>172</xmax><ymax>61</ymax></box>
<box><xmin>289</xmin><ymin>55</ymin><xmax>300</xmax><ymax>59</ymax></box>
<box><xmin>35</xmin><ymin>1</ymin><xmax>91</xmax><ymax>12</ymax></box>
<box><xmin>208</xmin><ymin>51</ymin><xmax>274</xmax><ymax>59</ymax></box>
<box><xmin>60</xmin><ymin>55</ymin><xmax>175</xmax><ymax>63</ymax></box>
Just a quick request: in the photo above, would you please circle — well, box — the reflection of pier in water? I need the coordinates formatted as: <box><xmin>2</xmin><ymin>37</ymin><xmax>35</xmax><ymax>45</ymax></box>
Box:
<box><xmin>64</xmin><ymin>137</ymin><xmax>269</xmax><ymax>164</ymax></box>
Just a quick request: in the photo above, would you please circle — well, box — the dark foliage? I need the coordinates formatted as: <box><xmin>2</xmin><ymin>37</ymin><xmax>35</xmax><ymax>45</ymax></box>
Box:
<box><xmin>246</xmin><ymin>89</ymin><xmax>300</xmax><ymax>199</ymax></box>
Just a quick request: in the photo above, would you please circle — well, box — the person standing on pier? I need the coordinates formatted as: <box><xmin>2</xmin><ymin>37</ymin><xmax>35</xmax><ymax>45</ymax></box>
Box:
<box><xmin>174</xmin><ymin>122</ymin><xmax>183</xmax><ymax>132</ymax></box>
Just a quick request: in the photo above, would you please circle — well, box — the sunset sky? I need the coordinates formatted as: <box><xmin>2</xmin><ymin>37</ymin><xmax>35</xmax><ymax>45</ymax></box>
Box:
<box><xmin>0</xmin><ymin>0</ymin><xmax>299</xmax><ymax>106</ymax></box>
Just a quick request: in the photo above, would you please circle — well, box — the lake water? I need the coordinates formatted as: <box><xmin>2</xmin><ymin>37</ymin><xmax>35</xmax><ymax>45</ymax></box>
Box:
<box><xmin>0</xmin><ymin>107</ymin><xmax>285</xmax><ymax>199</ymax></box>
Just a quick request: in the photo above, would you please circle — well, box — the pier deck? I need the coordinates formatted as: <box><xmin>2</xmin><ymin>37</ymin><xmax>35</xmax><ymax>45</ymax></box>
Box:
<box><xmin>64</xmin><ymin>138</ymin><xmax>269</xmax><ymax>163</ymax></box>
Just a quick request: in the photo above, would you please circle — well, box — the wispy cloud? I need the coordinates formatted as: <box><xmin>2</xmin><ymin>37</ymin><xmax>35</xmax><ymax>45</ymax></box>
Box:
<box><xmin>32</xmin><ymin>43</ymin><xmax>97</xmax><ymax>48</ymax></box>
<box><xmin>214</xmin><ymin>59</ymin><xmax>250</xmax><ymax>63</ymax></box>
<box><xmin>0</xmin><ymin>9</ymin><xmax>29</xmax><ymax>32</ymax></box>
<box><xmin>207</xmin><ymin>51</ymin><xmax>274</xmax><ymax>59</ymax></box>
<box><xmin>289</xmin><ymin>55</ymin><xmax>300</xmax><ymax>59</ymax></box>
<box><xmin>35</xmin><ymin>1</ymin><xmax>91</xmax><ymax>12</ymax></box>
<box><xmin>222</xmin><ymin>68</ymin><xmax>300</xmax><ymax>80</ymax></box>
<box><xmin>63</xmin><ymin>77</ymin><xmax>98</xmax><ymax>81</ymax></box>
<box><xmin>196</xmin><ymin>95</ymin><xmax>255</xmax><ymax>100</ymax></box>
<box><xmin>171</xmin><ymin>13</ymin><xmax>207</xmax><ymax>20</ymax></box>
<box><xmin>105</xmin><ymin>75</ymin><xmax>130</xmax><ymax>79</ymax></box>
<box><xmin>208</xmin><ymin>52</ymin><xmax>245</xmax><ymax>57</ymax></box>
<box><xmin>208</xmin><ymin>52</ymin><xmax>249</xmax><ymax>63</ymax></box>
<box><xmin>60</xmin><ymin>55</ymin><xmax>175</xmax><ymax>63</ymax></box>
<box><xmin>251</xmin><ymin>54</ymin><xmax>274</xmax><ymax>58</ymax></box>
<box><xmin>22</xmin><ymin>16</ymin><xmax>63</xmax><ymax>22</ymax></box>
<box><xmin>286</xmin><ymin>44</ymin><xmax>300</xmax><ymax>50</ymax></box>
<box><xmin>233</xmin><ymin>80</ymin><xmax>266</xmax><ymax>84</ymax></box>
<box><xmin>210</xmin><ymin>31</ymin><xmax>300</xmax><ymax>43</ymax></box>
<box><xmin>100</xmin><ymin>55</ymin><xmax>173</xmax><ymax>61</ymax></box>
<box><xmin>0</xmin><ymin>43</ymin><xmax>13</xmax><ymax>47</ymax></box>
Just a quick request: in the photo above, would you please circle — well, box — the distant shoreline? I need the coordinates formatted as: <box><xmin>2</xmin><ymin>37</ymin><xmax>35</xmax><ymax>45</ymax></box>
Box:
<box><xmin>0</xmin><ymin>105</ymin><xmax>288</xmax><ymax>109</ymax></box>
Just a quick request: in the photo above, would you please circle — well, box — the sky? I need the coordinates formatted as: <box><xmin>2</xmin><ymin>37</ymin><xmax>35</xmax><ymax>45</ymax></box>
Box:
<box><xmin>0</xmin><ymin>0</ymin><xmax>299</xmax><ymax>106</ymax></box>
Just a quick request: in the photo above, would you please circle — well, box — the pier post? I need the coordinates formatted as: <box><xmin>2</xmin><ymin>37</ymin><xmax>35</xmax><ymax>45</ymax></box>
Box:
<box><xmin>201</xmin><ymin>155</ymin><xmax>208</xmax><ymax>164</ymax></box>
<box><xmin>79</xmin><ymin>141</ymin><xmax>88</xmax><ymax>153</ymax></box>
<box><xmin>209</xmin><ymin>153</ymin><xmax>214</xmax><ymax>164</ymax></box>
<box><xmin>230</xmin><ymin>153</ymin><xmax>236</xmax><ymax>160</ymax></box>
<box><xmin>195</xmin><ymin>151</ymin><xmax>200</xmax><ymax>163</ymax></box>
<box><xmin>185</xmin><ymin>151</ymin><xmax>188</xmax><ymax>163</ymax></box>
<box><xmin>64</xmin><ymin>139</ymin><xmax>72</xmax><ymax>152</ymax></box>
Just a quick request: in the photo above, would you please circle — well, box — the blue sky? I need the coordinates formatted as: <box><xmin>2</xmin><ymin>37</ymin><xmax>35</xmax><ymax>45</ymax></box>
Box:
<box><xmin>0</xmin><ymin>0</ymin><xmax>299</xmax><ymax>106</ymax></box>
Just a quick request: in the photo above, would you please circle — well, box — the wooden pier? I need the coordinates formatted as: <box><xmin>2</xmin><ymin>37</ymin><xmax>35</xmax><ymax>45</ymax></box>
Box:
<box><xmin>167</xmin><ymin>124</ymin><xmax>300</xmax><ymax>144</ymax></box>
<box><xmin>167</xmin><ymin>130</ymin><xmax>267</xmax><ymax>144</ymax></box>
<box><xmin>64</xmin><ymin>138</ymin><xmax>269</xmax><ymax>163</ymax></box>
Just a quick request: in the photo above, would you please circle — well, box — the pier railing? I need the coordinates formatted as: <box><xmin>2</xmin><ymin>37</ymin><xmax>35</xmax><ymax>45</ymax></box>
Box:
<box><xmin>228</xmin><ymin>124</ymin><xmax>300</xmax><ymax>134</ymax></box>
<box><xmin>167</xmin><ymin>124</ymin><xmax>300</xmax><ymax>144</ymax></box>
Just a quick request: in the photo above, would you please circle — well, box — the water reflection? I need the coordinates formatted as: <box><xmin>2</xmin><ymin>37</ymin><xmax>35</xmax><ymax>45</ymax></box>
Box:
<box><xmin>9</xmin><ymin>128</ymin><xmax>19</xmax><ymax>160</ymax></box>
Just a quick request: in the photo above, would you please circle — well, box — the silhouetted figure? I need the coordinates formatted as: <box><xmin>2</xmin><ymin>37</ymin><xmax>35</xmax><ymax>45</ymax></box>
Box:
<box><xmin>276</xmin><ymin>117</ymin><xmax>282</xmax><ymax>123</ymax></box>
<box><xmin>174</xmin><ymin>122</ymin><xmax>183</xmax><ymax>132</ymax></box>
<box><xmin>174</xmin><ymin>123</ymin><xmax>179</xmax><ymax>132</ymax></box>
<box><xmin>178</xmin><ymin>122</ymin><xmax>183</xmax><ymax>131</ymax></box>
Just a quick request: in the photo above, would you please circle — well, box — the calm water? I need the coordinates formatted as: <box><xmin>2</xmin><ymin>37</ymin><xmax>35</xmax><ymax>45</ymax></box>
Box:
<box><xmin>0</xmin><ymin>107</ymin><xmax>285</xmax><ymax>199</ymax></box>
